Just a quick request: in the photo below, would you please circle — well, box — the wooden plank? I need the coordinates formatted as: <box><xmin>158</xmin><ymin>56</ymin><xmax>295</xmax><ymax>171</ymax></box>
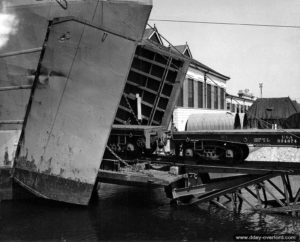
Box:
<box><xmin>98</xmin><ymin>169</ymin><xmax>184</xmax><ymax>187</ymax></box>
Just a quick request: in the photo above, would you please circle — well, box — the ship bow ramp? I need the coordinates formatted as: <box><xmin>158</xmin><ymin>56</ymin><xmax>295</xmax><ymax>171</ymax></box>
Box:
<box><xmin>0</xmin><ymin>0</ymin><xmax>153</xmax><ymax>205</ymax></box>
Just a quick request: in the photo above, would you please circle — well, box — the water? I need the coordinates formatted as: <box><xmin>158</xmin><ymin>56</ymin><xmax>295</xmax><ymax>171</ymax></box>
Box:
<box><xmin>1</xmin><ymin>184</ymin><xmax>300</xmax><ymax>241</ymax></box>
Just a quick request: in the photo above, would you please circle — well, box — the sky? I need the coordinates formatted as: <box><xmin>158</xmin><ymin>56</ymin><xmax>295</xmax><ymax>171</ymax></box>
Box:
<box><xmin>149</xmin><ymin>0</ymin><xmax>300</xmax><ymax>101</ymax></box>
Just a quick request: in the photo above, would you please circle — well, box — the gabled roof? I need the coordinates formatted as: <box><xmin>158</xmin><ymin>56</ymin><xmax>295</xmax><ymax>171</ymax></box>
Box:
<box><xmin>170</xmin><ymin>43</ymin><xmax>229</xmax><ymax>80</ymax></box>
<box><xmin>144</xmin><ymin>26</ymin><xmax>230</xmax><ymax>81</ymax></box>
<box><xmin>248</xmin><ymin>97</ymin><xmax>298</xmax><ymax>120</ymax></box>
<box><xmin>143</xmin><ymin>26</ymin><xmax>163</xmax><ymax>45</ymax></box>
<box><xmin>173</xmin><ymin>43</ymin><xmax>193</xmax><ymax>58</ymax></box>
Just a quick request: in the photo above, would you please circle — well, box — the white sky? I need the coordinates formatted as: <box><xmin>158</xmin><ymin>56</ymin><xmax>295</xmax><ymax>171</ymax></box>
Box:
<box><xmin>149</xmin><ymin>0</ymin><xmax>300</xmax><ymax>101</ymax></box>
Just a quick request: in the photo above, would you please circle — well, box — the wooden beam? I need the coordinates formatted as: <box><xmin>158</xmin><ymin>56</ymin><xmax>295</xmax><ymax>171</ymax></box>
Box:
<box><xmin>261</xmin><ymin>183</ymin><xmax>285</xmax><ymax>207</ymax></box>
<box><xmin>211</xmin><ymin>199</ymin><xmax>230</xmax><ymax>211</ymax></box>
<box><xmin>293</xmin><ymin>188</ymin><xmax>300</xmax><ymax>205</ymax></box>
<box><xmin>255</xmin><ymin>185</ymin><xmax>263</xmax><ymax>209</ymax></box>
<box><xmin>261</xmin><ymin>183</ymin><xmax>268</xmax><ymax>207</ymax></box>
<box><xmin>285</xmin><ymin>174</ymin><xmax>294</xmax><ymax>200</ymax></box>
<box><xmin>281</xmin><ymin>175</ymin><xmax>290</xmax><ymax>205</ymax></box>
<box><xmin>236</xmin><ymin>192</ymin><xmax>257</xmax><ymax>210</ymax></box>
<box><xmin>266</xmin><ymin>179</ymin><xmax>285</xmax><ymax>197</ymax></box>
<box><xmin>245</xmin><ymin>187</ymin><xmax>258</xmax><ymax>200</ymax></box>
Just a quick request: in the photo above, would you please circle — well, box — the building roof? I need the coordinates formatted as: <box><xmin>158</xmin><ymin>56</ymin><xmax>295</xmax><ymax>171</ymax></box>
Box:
<box><xmin>172</xmin><ymin>44</ymin><xmax>192</xmax><ymax>58</ymax></box>
<box><xmin>171</xmin><ymin>44</ymin><xmax>230</xmax><ymax>80</ymax></box>
<box><xmin>247</xmin><ymin>97</ymin><xmax>298</xmax><ymax>120</ymax></box>
<box><xmin>226</xmin><ymin>93</ymin><xmax>255</xmax><ymax>103</ymax></box>
<box><xmin>292</xmin><ymin>100</ymin><xmax>300</xmax><ymax>112</ymax></box>
<box><xmin>143</xmin><ymin>27</ymin><xmax>163</xmax><ymax>45</ymax></box>
<box><xmin>190</xmin><ymin>58</ymin><xmax>230</xmax><ymax>80</ymax></box>
<box><xmin>143</xmin><ymin>26</ymin><xmax>230</xmax><ymax>81</ymax></box>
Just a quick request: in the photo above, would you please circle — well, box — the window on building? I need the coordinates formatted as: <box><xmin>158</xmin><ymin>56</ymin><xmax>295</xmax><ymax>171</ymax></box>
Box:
<box><xmin>214</xmin><ymin>86</ymin><xmax>218</xmax><ymax>109</ymax></box>
<box><xmin>227</xmin><ymin>102</ymin><xmax>231</xmax><ymax>111</ymax></box>
<box><xmin>236</xmin><ymin>104</ymin><xmax>240</xmax><ymax>113</ymax></box>
<box><xmin>188</xmin><ymin>79</ymin><xmax>194</xmax><ymax>108</ymax></box>
<box><xmin>220</xmin><ymin>88</ymin><xmax>225</xmax><ymax>110</ymax></box>
<box><xmin>231</xmin><ymin>103</ymin><xmax>236</xmax><ymax>113</ymax></box>
<box><xmin>207</xmin><ymin>84</ymin><xmax>211</xmax><ymax>109</ymax></box>
<box><xmin>241</xmin><ymin>105</ymin><xmax>244</xmax><ymax>113</ymax></box>
<box><xmin>198</xmin><ymin>82</ymin><xmax>203</xmax><ymax>108</ymax></box>
<box><xmin>177</xmin><ymin>86</ymin><xmax>183</xmax><ymax>107</ymax></box>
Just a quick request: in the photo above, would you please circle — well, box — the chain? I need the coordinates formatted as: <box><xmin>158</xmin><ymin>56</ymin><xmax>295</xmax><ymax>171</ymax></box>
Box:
<box><xmin>106</xmin><ymin>145</ymin><xmax>131</xmax><ymax>167</ymax></box>
<box><xmin>123</xmin><ymin>94</ymin><xmax>141</xmax><ymax>125</ymax></box>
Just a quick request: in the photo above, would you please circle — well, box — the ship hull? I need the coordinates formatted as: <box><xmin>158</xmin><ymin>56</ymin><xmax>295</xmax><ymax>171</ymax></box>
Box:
<box><xmin>0</xmin><ymin>0</ymin><xmax>152</xmax><ymax>205</ymax></box>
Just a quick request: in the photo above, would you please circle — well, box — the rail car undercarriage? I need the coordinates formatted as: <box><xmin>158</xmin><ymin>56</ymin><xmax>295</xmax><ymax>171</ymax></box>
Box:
<box><xmin>99</xmin><ymin>125</ymin><xmax>300</xmax><ymax>212</ymax></box>
<box><xmin>105</xmin><ymin>125</ymin><xmax>250</xmax><ymax>164</ymax></box>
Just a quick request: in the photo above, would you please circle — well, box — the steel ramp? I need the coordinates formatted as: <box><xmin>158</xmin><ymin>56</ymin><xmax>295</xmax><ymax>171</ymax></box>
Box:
<box><xmin>172</xmin><ymin>172</ymin><xmax>284</xmax><ymax>205</ymax></box>
<box><xmin>12</xmin><ymin>2</ymin><xmax>152</xmax><ymax>205</ymax></box>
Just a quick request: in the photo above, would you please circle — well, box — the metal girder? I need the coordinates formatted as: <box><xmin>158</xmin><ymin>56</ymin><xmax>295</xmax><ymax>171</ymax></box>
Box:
<box><xmin>145</xmin><ymin>159</ymin><xmax>292</xmax><ymax>174</ymax></box>
<box><xmin>173</xmin><ymin>173</ymin><xmax>281</xmax><ymax>205</ymax></box>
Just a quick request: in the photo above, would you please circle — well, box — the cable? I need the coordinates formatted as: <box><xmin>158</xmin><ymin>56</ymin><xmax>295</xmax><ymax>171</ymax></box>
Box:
<box><xmin>149</xmin><ymin>19</ymin><xmax>300</xmax><ymax>29</ymax></box>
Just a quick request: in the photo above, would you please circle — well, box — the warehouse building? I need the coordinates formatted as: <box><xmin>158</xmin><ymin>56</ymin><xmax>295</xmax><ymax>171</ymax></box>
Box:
<box><xmin>226</xmin><ymin>89</ymin><xmax>255</xmax><ymax>114</ymax></box>
<box><xmin>143</xmin><ymin>26</ymin><xmax>255</xmax><ymax>131</ymax></box>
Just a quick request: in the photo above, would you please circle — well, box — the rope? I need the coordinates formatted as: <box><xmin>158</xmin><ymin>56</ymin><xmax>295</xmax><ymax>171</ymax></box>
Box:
<box><xmin>106</xmin><ymin>145</ymin><xmax>131</xmax><ymax>167</ymax></box>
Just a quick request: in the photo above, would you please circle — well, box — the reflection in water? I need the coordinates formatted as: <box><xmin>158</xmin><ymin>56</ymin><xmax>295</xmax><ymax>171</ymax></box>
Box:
<box><xmin>0</xmin><ymin>2</ymin><xmax>19</xmax><ymax>49</ymax></box>
<box><xmin>1</xmin><ymin>184</ymin><xmax>300</xmax><ymax>241</ymax></box>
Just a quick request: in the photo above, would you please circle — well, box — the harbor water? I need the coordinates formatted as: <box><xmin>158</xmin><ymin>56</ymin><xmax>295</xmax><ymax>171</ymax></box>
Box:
<box><xmin>1</xmin><ymin>183</ymin><xmax>300</xmax><ymax>241</ymax></box>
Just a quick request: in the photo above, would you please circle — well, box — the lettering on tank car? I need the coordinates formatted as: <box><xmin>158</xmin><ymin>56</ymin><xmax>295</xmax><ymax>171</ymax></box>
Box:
<box><xmin>277</xmin><ymin>135</ymin><xmax>298</xmax><ymax>144</ymax></box>
<box><xmin>253</xmin><ymin>137</ymin><xmax>270</xmax><ymax>143</ymax></box>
